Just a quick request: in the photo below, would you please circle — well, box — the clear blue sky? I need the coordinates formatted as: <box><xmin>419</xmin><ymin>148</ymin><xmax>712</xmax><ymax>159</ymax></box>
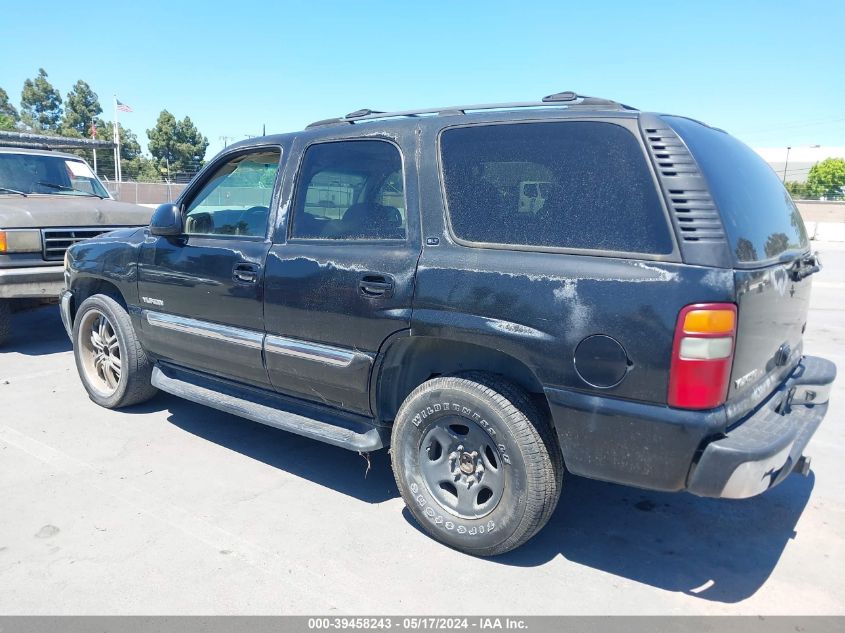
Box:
<box><xmin>2</xmin><ymin>0</ymin><xmax>843</xmax><ymax>159</ymax></box>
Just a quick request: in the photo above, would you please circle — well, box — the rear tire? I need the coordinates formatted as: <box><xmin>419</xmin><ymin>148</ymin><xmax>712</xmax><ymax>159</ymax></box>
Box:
<box><xmin>72</xmin><ymin>294</ymin><xmax>158</xmax><ymax>408</ymax></box>
<box><xmin>0</xmin><ymin>299</ymin><xmax>10</xmax><ymax>346</ymax></box>
<box><xmin>391</xmin><ymin>373</ymin><xmax>563</xmax><ymax>556</ymax></box>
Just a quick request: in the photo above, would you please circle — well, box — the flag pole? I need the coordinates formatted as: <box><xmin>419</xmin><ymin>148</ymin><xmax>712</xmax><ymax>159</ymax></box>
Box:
<box><xmin>113</xmin><ymin>95</ymin><xmax>122</xmax><ymax>184</ymax></box>
<box><xmin>91</xmin><ymin>118</ymin><xmax>98</xmax><ymax>176</ymax></box>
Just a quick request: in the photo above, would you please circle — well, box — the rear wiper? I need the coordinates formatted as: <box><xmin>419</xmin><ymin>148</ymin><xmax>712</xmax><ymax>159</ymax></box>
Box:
<box><xmin>0</xmin><ymin>186</ymin><xmax>28</xmax><ymax>196</ymax></box>
<box><xmin>35</xmin><ymin>181</ymin><xmax>104</xmax><ymax>199</ymax></box>
<box><xmin>788</xmin><ymin>253</ymin><xmax>822</xmax><ymax>282</ymax></box>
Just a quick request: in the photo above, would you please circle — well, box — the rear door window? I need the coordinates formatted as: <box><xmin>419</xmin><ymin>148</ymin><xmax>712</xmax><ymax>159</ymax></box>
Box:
<box><xmin>439</xmin><ymin>121</ymin><xmax>673</xmax><ymax>254</ymax></box>
<box><xmin>291</xmin><ymin>140</ymin><xmax>406</xmax><ymax>240</ymax></box>
<box><xmin>665</xmin><ymin>116</ymin><xmax>809</xmax><ymax>265</ymax></box>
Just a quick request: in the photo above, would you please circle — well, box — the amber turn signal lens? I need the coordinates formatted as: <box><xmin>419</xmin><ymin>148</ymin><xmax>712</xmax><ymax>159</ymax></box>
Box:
<box><xmin>0</xmin><ymin>231</ymin><xmax>6</xmax><ymax>253</ymax></box>
<box><xmin>682</xmin><ymin>309</ymin><xmax>736</xmax><ymax>334</ymax></box>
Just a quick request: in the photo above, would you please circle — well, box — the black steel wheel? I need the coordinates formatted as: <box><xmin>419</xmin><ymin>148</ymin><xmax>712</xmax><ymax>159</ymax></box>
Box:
<box><xmin>391</xmin><ymin>373</ymin><xmax>563</xmax><ymax>556</ymax></box>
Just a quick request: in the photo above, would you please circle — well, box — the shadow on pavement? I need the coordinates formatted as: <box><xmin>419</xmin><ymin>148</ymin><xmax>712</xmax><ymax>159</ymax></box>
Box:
<box><xmin>129</xmin><ymin>390</ymin><xmax>814</xmax><ymax>604</ymax></box>
<box><xmin>1</xmin><ymin>304</ymin><xmax>71</xmax><ymax>356</ymax></box>
<box><xmin>143</xmin><ymin>393</ymin><xmax>399</xmax><ymax>504</ymax></box>
<box><xmin>491</xmin><ymin>471</ymin><xmax>815</xmax><ymax>603</ymax></box>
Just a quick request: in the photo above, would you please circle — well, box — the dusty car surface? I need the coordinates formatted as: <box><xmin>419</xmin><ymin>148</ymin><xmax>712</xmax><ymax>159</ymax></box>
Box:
<box><xmin>60</xmin><ymin>92</ymin><xmax>836</xmax><ymax>556</ymax></box>
<box><xmin>0</xmin><ymin>147</ymin><xmax>151</xmax><ymax>345</ymax></box>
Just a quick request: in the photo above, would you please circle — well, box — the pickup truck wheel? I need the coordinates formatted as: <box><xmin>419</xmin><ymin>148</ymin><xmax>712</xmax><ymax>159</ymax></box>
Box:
<box><xmin>72</xmin><ymin>294</ymin><xmax>158</xmax><ymax>408</ymax></box>
<box><xmin>391</xmin><ymin>373</ymin><xmax>563</xmax><ymax>556</ymax></box>
<box><xmin>0</xmin><ymin>300</ymin><xmax>10</xmax><ymax>346</ymax></box>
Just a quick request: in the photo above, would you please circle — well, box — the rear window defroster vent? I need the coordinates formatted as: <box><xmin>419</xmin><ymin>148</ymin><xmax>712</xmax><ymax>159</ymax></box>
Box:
<box><xmin>643</xmin><ymin>126</ymin><xmax>725</xmax><ymax>243</ymax></box>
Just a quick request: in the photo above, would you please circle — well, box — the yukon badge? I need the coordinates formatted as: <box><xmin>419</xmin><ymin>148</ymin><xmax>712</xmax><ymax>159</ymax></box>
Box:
<box><xmin>141</xmin><ymin>296</ymin><xmax>164</xmax><ymax>307</ymax></box>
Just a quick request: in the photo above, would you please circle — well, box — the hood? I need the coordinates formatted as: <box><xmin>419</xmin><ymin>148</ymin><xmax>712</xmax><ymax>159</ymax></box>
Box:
<box><xmin>0</xmin><ymin>195</ymin><xmax>152</xmax><ymax>229</ymax></box>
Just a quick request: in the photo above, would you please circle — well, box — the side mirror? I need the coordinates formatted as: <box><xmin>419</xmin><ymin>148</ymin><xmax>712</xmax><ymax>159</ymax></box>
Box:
<box><xmin>149</xmin><ymin>203</ymin><xmax>183</xmax><ymax>237</ymax></box>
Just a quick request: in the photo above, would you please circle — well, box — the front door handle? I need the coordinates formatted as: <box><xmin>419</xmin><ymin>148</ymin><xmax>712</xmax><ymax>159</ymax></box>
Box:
<box><xmin>359</xmin><ymin>274</ymin><xmax>394</xmax><ymax>298</ymax></box>
<box><xmin>233</xmin><ymin>262</ymin><xmax>260</xmax><ymax>284</ymax></box>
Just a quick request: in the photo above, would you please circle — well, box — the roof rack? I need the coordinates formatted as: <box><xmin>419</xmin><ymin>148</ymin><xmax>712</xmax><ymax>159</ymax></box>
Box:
<box><xmin>306</xmin><ymin>92</ymin><xmax>636</xmax><ymax>129</ymax></box>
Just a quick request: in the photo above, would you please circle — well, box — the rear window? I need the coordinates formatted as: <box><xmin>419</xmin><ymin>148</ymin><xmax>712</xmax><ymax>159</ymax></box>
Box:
<box><xmin>440</xmin><ymin>121</ymin><xmax>673</xmax><ymax>254</ymax></box>
<box><xmin>666</xmin><ymin>116</ymin><xmax>809</xmax><ymax>264</ymax></box>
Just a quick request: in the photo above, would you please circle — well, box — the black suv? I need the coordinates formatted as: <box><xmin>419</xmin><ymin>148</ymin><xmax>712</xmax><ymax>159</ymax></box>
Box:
<box><xmin>61</xmin><ymin>92</ymin><xmax>835</xmax><ymax>555</ymax></box>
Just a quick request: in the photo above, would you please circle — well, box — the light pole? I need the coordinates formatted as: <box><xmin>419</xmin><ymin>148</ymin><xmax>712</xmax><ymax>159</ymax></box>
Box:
<box><xmin>782</xmin><ymin>146</ymin><xmax>791</xmax><ymax>183</ymax></box>
<box><xmin>782</xmin><ymin>144</ymin><xmax>820</xmax><ymax>184</ymax></box>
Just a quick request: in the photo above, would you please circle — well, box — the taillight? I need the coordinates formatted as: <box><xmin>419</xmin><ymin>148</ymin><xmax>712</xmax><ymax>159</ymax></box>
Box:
<box><xmin>668</xmin><ymin>303</ymin><xmax>737</xmax><ymax>409</ymax></box>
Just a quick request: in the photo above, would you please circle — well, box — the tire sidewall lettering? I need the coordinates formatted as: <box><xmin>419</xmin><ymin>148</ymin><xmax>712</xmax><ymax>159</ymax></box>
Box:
<box><xmin>401</xmin><ymin>386</ymin><xmax>528</xmax><ymax>548</ymax></box>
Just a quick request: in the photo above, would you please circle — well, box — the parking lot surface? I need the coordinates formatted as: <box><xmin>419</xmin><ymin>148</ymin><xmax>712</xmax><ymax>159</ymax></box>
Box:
<box><xmin>1</xmin><ymin>242</ymin><xmax>843</xmax><ymax>615</ymax></box>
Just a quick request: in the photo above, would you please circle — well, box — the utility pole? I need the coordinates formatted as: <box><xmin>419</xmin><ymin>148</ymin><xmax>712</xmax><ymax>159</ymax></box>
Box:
<box><xmin>219</xmin><ymin>135</ymin><xmax>232</xmax><ymax>148</ymax></box>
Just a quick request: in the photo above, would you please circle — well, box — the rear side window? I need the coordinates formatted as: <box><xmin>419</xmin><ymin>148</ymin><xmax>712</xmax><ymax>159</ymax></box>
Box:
<box><xmin>666</xmin><ymin>116</ymin><xmax>809</xmax><ymax>264</ymax></box>
<box><xmin>291</xmin><ymin>140</ymin><xmax>406</xmax><ymax>240</ymax></box>
<box><xmin>440</xmin><ymin>121</ymin><xmax>673</xmax><ymax>254</ymax></box>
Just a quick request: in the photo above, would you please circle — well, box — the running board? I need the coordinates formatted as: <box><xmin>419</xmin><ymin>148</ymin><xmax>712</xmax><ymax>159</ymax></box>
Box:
<box><xmin>151</xmin><ymin>364</ymin><xmax>387</xmax><ymax>451</ymax></box>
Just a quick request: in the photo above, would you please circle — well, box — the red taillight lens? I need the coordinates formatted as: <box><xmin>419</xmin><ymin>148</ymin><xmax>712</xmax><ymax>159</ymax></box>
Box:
<box><xmin>668</xmin><ymin>303</ymin><xmax>737</xmax><ymax>409</ymax></box>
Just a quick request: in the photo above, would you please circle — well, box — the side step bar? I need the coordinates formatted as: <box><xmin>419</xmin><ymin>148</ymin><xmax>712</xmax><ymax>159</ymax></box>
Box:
<box><xmin>151</xmin><ymin>364</ymin><xmax>387</xmax><ymax>451</ymax></box>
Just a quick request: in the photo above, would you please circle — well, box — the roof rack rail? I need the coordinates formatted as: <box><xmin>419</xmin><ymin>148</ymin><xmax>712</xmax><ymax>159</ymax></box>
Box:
<box><xmin>306</xmin><ymin>92</ymin><xmax>636</xmax><ymax>129</ymax></box>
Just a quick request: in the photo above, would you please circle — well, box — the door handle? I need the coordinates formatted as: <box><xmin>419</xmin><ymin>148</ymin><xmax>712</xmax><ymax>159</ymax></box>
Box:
<box><xmin>358</xmin><ymin>274</ymin><xmax>394</xmax><ymax>298</ymax></box>
<box><xmin>233</xmin><ymin>262</ymin><xmax>260</xmax><ymax>284</ymax></box>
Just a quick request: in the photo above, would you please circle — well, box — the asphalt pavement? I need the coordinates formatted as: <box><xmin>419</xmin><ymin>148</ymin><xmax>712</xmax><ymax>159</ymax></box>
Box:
<box><xmin>1</xmin><ymin>242</ymin><xmax>843</xmax><ymax>615</ymax></box>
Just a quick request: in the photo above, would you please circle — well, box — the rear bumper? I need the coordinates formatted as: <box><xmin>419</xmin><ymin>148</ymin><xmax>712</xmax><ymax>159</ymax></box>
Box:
<box><xmin>546</xmin><ymin>355</ymin><xmax>835</xmax><ymax>497</ymax></box>
<box><xmin>687</xmin><ymin>356</ymin><xmax>835</xmax><ymax>498</ymax></box>
<box><xmin>0</xmin><ymin>265</ymin><xmax>64</xmax><ymax>299</ymax></box>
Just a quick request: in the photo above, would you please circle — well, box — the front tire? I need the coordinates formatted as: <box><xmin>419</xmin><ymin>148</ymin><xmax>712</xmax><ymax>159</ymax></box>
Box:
<box><xmin>391</xmin><ymin>373</ymin><xmax>563</xmax><ymax>556</ymax></box>
<box><xmin>72</xmin><ymin>294</ymin><xmax>158</xmax><ymax>408</ymax></box>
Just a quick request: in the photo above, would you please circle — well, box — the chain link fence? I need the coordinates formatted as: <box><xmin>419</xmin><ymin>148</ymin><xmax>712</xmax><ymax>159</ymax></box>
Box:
<box><xmin>101</xmin><ymin>178</ymin><xmax>189</xmax><ymax>204</ymax></box>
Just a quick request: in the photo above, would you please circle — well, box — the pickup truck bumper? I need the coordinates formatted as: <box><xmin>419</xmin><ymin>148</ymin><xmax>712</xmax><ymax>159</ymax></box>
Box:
<box><xmin>546</xmin><ymin>355</ymin><xmax>835</xmax><ymax>498</ymax></box>
<box><xmin>0</xmin><ymin>265</ymin><xmax>65</xmax><ymax>299</ymax></box>
<box><xmin>59</xmin><ymin>289</ymin><xmax>73</xmax><ymax>339</ymax></box>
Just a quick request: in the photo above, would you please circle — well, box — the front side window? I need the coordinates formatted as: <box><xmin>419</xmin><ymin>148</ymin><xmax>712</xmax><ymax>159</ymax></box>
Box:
<box><xmin>291</xmin><ymin>140</ymin><xmax>406</xmax><ymax>240</ymax></box>
<box><xmin>440</xmin><ymin>121</ymin><xmax>673</xmax><ymax>254</ymax></box>
<box><xmin>184</xmin><ymin>149</ymin><xmax>280</xmax><ymax>237</ymax></box>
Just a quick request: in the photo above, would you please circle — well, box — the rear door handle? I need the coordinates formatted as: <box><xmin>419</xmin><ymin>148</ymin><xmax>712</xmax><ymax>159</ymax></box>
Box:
<box><xmin>233</xmin><ymin>262</ymin><xmax>260</xmax><ymax>284</ymax></box>
<box><xmin>358</xmin><ymin>274</ymin><xmax>394</xmax><ymax>298</ymax></box>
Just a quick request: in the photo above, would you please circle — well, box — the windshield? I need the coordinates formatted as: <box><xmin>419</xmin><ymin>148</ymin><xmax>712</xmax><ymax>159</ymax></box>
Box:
<box><xmin>0</xmin><ymin>153</ymin><xmax>110</xmax><ymax>198</ymax></box>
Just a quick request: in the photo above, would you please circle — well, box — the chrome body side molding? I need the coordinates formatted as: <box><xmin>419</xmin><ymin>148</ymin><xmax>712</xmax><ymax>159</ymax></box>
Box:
<box><xmin>143</xmin><ymin>310</ymin><xmax>264</xmax><ymax>350</ymax></box>
<box><xmin>264</xmin><ymin>334</ymin><xmax>357</xmax><ymax>367</ymax></box>
<box><xmin>143</xmin><ymin>309</ymin><xmax>364</xmax><ymax>367</ymax></box>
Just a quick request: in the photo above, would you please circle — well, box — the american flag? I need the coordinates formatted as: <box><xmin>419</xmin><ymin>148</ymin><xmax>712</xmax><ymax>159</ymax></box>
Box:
<box><xmin>116</xmin><ymin>99</ymin><xmax>133</xmax><ymax>113</ymax></box>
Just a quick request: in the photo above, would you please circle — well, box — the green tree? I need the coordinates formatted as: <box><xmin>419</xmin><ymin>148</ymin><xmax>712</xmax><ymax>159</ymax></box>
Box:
<box><xmin>124</xmin><ymin>156</ymin><xmax>163</xmax><ymax>182</ymax></box>
<box><xmin>0</xmin><ymin>114</ymin><xmax>16</xmax><ymax>131</ymax></box>
<box><xmin>806</xmin><ymin>158</ymin><xmax>845</xmax><ymax>199</ymax></box>
<box><xmin>0</xmin><ymin>87</ymin><xmax>19</xmax><ymax>126</ymax></box>
<box><xmin>20</xmin><ymin>68</ymin><xmax>63</xmax><ymax>132</ymax></box>
<box><xmin>61</xmin><ymin>80</ymin><xmax>102</xmax><ymax>137</ymax></box>
<box><xmin>784</xmin><ymin>180</ymin><xmax>809</xmax><ymax>199</ymax></box>
<box><xmin>147</xmin><ymin>110</ymin><xmax>209</xmax><ymax>178</ymax></box>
